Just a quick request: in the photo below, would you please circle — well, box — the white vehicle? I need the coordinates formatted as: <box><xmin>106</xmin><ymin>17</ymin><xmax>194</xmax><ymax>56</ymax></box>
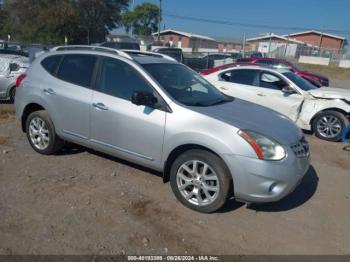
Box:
<box><xmin>204</xmin><ymin>66</ymin><xmax>350</xmax><ymax>141</ymax></box>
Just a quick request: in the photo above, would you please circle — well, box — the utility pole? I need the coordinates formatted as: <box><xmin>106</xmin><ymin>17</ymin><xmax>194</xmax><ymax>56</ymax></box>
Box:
<box><xmin>284</xmin><ymin>34</ymin><xmax>289</xmax><ymax>57</ymax></box>
<box><xmin>319</xmin><ymin>26</ymin><xmax>324</xmax><ymax>57</ymax></box>
<box><xmin>242</xmin><ymin>33</ymin><xmax>246</xmax><ymax>58</ymax></box>
<box><xmin>267</xmin><ymin>32</ymin><xmax>272</xmax><ymax>58</ymax></box>
<box><xmin>158</xmin><ymin>0</ymin><xmax>162</xmax><ymax>42</ymax></box>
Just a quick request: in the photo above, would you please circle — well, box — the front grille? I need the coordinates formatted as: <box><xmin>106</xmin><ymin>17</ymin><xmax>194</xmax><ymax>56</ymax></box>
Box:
<box><xmin>291</xmin><ymin>136</ymin><xmax>310</xmax><ymax>158</ymax></box>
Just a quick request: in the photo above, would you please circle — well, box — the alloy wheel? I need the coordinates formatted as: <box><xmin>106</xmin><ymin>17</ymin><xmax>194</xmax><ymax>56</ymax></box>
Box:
<box><xmin>316</xmin><ymin>115</ymin><xmax>342</xmax><ymax>139</ymax></box>
<box><xmin>29</xmin><ymin>117</ymin><xmax>50</xmax><ymax>150</ymax></box>
<box><xmin>176</xmin><ymin>160</ymin><xmax>220</xmax><ymax>206</ymax></box>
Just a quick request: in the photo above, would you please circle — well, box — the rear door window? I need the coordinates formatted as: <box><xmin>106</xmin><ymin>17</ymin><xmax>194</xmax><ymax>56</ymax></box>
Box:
<box><xmin>57</xmin><ymin>54</ymin><xmax>97</xmax><ymax>88</ymax></box>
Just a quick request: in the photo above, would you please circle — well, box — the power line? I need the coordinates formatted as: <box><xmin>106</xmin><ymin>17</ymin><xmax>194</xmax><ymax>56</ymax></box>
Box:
<box><xmin>163</xmin><ymin>12</ymin><xmax>350</xmax><ymax>35</ymax></box>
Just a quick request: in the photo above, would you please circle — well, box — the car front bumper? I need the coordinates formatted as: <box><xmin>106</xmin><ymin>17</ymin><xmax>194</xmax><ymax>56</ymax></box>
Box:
<box><xmin>223</xmin><ymin>147</ymin><xmax>310</xmax><ymax>203</ymax></box>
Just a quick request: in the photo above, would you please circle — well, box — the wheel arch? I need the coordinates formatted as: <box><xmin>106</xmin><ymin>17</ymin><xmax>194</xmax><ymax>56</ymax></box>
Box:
<box><xmin>21</xmin><ymin>103</ymin><xmax>46</xmax><ymax>132</ymax></box>
<box><xmin>7</xmin><ymin>84</ymin><xmax>16</xmax><ymax>96</ymax></box>
<box><xmin>163</xmin><ymin>144</ymin><xmax>230</xmax><ymax>181</ymax></box>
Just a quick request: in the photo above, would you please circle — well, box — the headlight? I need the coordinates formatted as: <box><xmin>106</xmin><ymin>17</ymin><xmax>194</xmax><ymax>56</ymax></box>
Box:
<box><xmin>238</xmin><ymin>130</ymin><xmax>286</xmax><ymax>161</ymax></box>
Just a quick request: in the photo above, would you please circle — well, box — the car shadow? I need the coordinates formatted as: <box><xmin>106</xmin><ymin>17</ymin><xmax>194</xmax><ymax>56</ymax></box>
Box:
<box><xmin>55</xmin><ymin>142</ymin><xmax>164</xmax><ymax>178</ymax></box>
<box><xmin>218</xmin><ymin>198</ymin><xmax>245</xmax><ymax>213</ymax></box>
<box><xmin>54</xmin><ymin>144</ymin><xmax>318</xmax><ymax>213</ymax></box>
<box><xmin>247</xmin><ymin>165</ymin><xmax>319</xmax><ymax>212</ymax></box>
<box><xmin>86</xmin><ymin>147</ymin><xmax>163</xmax><ymax>179</ymax></box>
<box><xmin>54</xmin><ymin>143</ymin><xmax>86</xmax><ymax>155</ymax></box>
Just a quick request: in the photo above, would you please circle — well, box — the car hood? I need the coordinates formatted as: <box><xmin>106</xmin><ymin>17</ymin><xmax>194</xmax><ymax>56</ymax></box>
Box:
<box><xmin>189</xmin><ymin>98</ymin><xmax>302</xmax><ymax>145</ymax></box>
<box><xmin>308</xmin><ymin>87</ymin><xmax>350</xmax><ymax>100</ymax></box>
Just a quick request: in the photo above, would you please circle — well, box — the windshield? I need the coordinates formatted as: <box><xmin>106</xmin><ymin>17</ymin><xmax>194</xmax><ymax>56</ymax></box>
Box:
<box><xmin>283</xmin><ymin>72</ymin><xmax>318</xmax><ymax>91</ymax></box>
<box><xmin>143</xmin><ymin>63</ymin><xmax>232</xmax><ymax>106</ymax></box>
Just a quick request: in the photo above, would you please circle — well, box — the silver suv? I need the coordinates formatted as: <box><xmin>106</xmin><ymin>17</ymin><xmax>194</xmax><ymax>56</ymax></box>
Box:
<box><xmin>15</xmin><ymin>46</ymin><xmax>310</xmax><ymax>213</ymax></box>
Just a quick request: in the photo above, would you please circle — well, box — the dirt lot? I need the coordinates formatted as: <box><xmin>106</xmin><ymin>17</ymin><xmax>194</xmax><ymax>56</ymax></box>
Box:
<box><xmin>0</xmin><ymin>104</ymin><xmax>350</xmax><ymax>255</ymax></box>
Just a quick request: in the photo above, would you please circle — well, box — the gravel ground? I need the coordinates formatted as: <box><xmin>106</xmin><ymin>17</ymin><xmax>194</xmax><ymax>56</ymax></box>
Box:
<box><xmin>0</xmin><ymin>104</ymin><xmax>350</xmax><ymax>255</ymax></box>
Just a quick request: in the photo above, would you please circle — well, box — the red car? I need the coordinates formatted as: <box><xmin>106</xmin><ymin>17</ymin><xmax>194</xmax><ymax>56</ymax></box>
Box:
<box><xmin>236</xmin><ymin>57</ymin><xmax>329</xmax><ymax>87</ymax></box>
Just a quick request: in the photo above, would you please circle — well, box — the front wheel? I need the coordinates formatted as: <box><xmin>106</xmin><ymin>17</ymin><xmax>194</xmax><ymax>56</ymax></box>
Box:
<box><xmin>170</xmin><ymin>149</ymin><xmax>231</xmax><ymax>213</ymax></box>
<box><xmin>313</xmin><ymin>110</ymin><xmax>349</xmax><ymax>142</ymax></box>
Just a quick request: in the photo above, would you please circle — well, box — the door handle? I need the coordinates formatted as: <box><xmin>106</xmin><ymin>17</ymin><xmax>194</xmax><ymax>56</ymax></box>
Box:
<box><xmin>43</xmin><ymin>88</ymin><xmax>56</xmax><ymax>95</ymax></box>
<box><xmin>257</xmin><ymin>93</ymin><xmax>266</xmax><ymax>97</ymax></box>
<box><xmin>92</xmin><ymin>102</ymin><xmax>109</xmax><ymax>111</ymax></box>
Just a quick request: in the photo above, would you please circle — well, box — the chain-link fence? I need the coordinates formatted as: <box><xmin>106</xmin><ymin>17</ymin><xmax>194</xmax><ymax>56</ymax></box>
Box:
<box><xmin>155</xmin><ymin>45</ymin><xmax>349</xmax><ymax>72</ymax></box>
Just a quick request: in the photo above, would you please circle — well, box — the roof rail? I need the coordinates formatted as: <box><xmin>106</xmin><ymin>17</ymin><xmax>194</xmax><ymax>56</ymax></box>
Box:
<box><xmin>51</xmin><ymin>45</ymin><xmax>133</xmax><ymax>60</ymax></box>
<box><xmin>122</xmin><ymin>50</ymin><xmax>177</xmax><ymax>62</ymax></box>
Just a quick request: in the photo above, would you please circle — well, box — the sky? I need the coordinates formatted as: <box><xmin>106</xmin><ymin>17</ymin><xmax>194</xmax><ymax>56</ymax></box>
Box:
<box><xmin>124</xmin><ymin>0</ymin><xmax>350</xmax><ymax>40</ymax></box>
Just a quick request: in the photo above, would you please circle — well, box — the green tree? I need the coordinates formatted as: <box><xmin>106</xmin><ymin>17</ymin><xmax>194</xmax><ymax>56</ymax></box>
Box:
<box><xmin>0</xmin><ymin>3</ymin><xmax>8</xmax><ymax>39</ymax></box>
<box><xmin>1</xmin><ymin>0</ymin><xmax>130</xmax><ymax>44</ymax></box>
<box><xmin>74</xmin><ymin>0</ymin><xmax>130</xmax><ymax>44</ymax></box>
<box><xmin>123</xmin><ymin>2</ymin><xmax>159</xmax><ymax>36</ymax></box>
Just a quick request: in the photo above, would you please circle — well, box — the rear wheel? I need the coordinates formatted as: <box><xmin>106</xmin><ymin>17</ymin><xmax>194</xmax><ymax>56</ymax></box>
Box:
<box><xmin>26</xmin><ymin>110</ymin><xmax>64</xmax><ymax>154</ymax></box>
<box><xmin>170</xmin><ymin>149</ymin><xmax>231</xmax><ymax>213</ymax></box>
<box><xmin>313</xmin><ymin>110</ymin><xmax>349</xmax><ymax>142</ymax></box>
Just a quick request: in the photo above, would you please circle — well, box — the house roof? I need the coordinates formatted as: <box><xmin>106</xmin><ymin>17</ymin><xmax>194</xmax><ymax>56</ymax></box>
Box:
<box><xmin>246</xmin><ymin>34</ymin><xmax>305</xmax><ymax>44</ymax></box>
<box><xmin>283</xmin><ymin>30</ymin><xmax>346</xmax><ymax>41</ymax></box>
<box><xmin>152</xmin><ymin>29</ymin><xmax>216</xmax><ymax>41</ymax></box>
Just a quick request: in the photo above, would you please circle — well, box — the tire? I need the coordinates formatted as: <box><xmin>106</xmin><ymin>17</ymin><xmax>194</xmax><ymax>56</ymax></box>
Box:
<box><xmin>25</xmin><ymin>110</ymin><xmax>64</xmax><ymax>154</ymax></box>
<box><xmin>170</xmin><ymin>149</ymin><xmax>231</xmax><ymax>213</ymax></box>
<box><xmin>313</xmin><ymin>110</ymin><xmax>349</xmax><ymax>142</ymax></box>
<box><xmin>9</xmin><ymin>87</ymin><xmax>16</xmax><ymax>103</ymax></box>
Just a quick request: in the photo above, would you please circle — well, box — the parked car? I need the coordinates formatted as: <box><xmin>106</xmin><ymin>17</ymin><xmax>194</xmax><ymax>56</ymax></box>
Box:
<box><xmin>100</xmin><ymin>41</ymin><xmax>140</xmax><ymax>50</ymax></box>
<box><xmin>153</xmin><ymin>47</ymin><xmax>184</xmax><ymax>63</ymax></box>
<box><xmin>0</xmin><ymin>49</ymin><xmax>29</xmax><ymax>57</ymax></box>
<box><xmin>0</xmin><ymin>40</ymin><xmax>8</xmax><ymax>50</ymax></box>
<box><xmin>184</xmin><ymin>53</ymin><xmax>235</xmax><ymax>72</ymax></box>
<box><xmin>15</xmin><ymin>46</ymin><xmax>310</xmax><ymax>213</ymax></box>
<box><xmin>0</xmin><ymin>54</ymin><xmax>29</xmax><ymax>102</ymax></box>
<box><xmin>243</xmin><ymin>51</ymin><xmax>263</xmax><ymax>58</ymax></box>
<box><xmin>237</xmin><ymin>57</ymin><xmax>329</xmax><ymax>87</ymax></box>
<box><xmin>204</xmin><ymin>66</ymin><xmax>350</xmax><ymax>141</ymax></box>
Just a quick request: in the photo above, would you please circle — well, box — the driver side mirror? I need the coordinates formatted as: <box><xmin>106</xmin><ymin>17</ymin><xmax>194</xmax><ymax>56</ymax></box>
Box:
<box><xmin>131</xmin><ymin>91</ymin><xmax>158</xmax><ymax>107</ymax></box>
<box><xmin>282</xmin><ymin>86</ymin><xmax>297</xmax><ymax>94</ymax></box>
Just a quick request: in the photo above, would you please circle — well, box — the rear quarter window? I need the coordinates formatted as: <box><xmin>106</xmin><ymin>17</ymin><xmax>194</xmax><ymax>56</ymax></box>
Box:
<box><xmin>41</xmin><ymin>55</ymin><xmax>63</xmax><ymax>75</ymax></box>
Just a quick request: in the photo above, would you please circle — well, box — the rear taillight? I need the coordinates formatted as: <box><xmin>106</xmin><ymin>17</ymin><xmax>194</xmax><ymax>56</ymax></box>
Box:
<box><xmin>16</xmin><ymin>74</ymin><xmax>26</xmax><ymax>88</ymax></box>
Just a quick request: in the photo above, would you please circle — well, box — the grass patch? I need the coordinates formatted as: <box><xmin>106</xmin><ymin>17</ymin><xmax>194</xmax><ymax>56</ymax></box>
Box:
<box><xmin>296</xmin><ymin>63</ymin><xmax>350</xmax><ymax>81</ymax></box>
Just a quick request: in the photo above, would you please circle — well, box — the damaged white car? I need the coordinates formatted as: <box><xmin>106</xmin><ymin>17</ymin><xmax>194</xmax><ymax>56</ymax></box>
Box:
<box><xmin>204</xmin><ymin>66</ymin><xmax>350</xmax><ymax>141</ymax></box>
